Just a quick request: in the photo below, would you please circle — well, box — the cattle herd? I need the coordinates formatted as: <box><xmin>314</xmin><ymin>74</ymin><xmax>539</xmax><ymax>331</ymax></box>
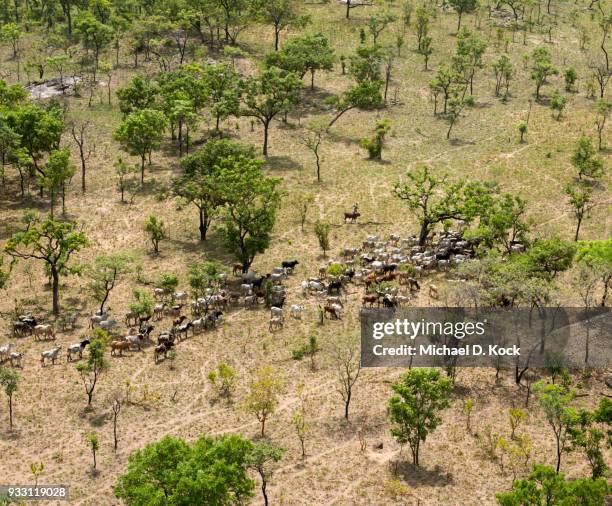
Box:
<box><xmin>0</xmin><ymin>227</ymin><xmax>477</xmax><ymax>369</ymax></box>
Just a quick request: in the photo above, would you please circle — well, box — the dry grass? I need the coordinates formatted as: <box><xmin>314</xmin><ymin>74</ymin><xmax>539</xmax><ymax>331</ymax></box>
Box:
<box><xmin>0</xmin><ymin>1</ymin><xmax>610</xmax><ymax>505</ymax></box>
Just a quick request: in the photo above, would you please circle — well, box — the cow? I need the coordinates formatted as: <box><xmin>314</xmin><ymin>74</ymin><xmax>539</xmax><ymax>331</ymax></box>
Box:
<box><xmin>269</xmin><ymin>316</ymin><xmax>283</xmax><ymax>332</ymax></box>
<box><xmin>362</xmin><ymin>295</ymin><xmax>378</xmax><ymax>307</ymax></box>
<box><xmin>281</xmin><ymin>260</ymin><xmax>299</xmax><ymax>273</ymax></box>
<box><xmin>9</xmin><ymin>352</ymin><xmax>23</xmax><ymax>368</ymax></box>
<box><xmin>110</xmin><ymin>341</ymin><xmax>131</xmax><ymax>356</ymax></box>
<box><xmin>154</xmin><ymin>342</ymin><xmax>174</xmax><ymax>363</ymax></box>
<box><xmin>324</xmin><ymin>304</ymin><xmax>341</xmax><ymax>319</ymax></box>
<box><xmin>290</xmin><ymin>305</ymin><xmax>304</xmax><ymax>319</ymax></box>
<box><xmin>67</xmin><ymin>340</ymin><xmax>90</xmax><ymax>361</ymax></box>
<box><xmin>327</xmin><ymin>281</ymin><xmax>343</xmax><ymax>295</ymax></box>
<box><xmin>34</xmin><ymin>324</ymin><xmax>55</xmax><ymax>341</ymax></box>
<box><xmin>41</xmin><ymin>347</ymin><xmax>61</xmax><ymax>366</ymax></box>
<box><xmin>344</xmin><ymin>211</ymin><xmax>361</xmax><ymax>223</ymax></box>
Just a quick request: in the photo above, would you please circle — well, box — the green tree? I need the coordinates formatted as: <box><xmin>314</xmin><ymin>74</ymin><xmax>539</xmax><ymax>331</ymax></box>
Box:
<box><xmin>388</xmin><ymin>368</ymin><xmax>453</xmax><ymax>466</ymax></box>
<box><xmin>571</xmin><ymin>136</ymin><xmax>604</xmax><ymax>181</ymax></box>
<box><xmin>174</xmin><ymin>139</ymin><xmax>255</xmax><ymax>241</ymax></box>
<box><xmin>314</xmin><ymin>220</ymin><xmax>330</xmax><ymax>257</ymax></box>
<box><xmin>116</xmin><ymin>75</ymin><xmax>159</xmax><ymax>116</ymax></box>
<box><xmin>86</xmin><ymin>433</ymin><xmax>100</xmax><ymax>471</ymax></box>
<box><xmin>564</xmin><ymin>67</ymin><xmax>577</xmax><ymax>92</ymax></box>
<box><xmin>241</xmin><ymin>68</ymin><xmax>302</xmax><ymax>156</ymax></box>
<box><xmin>221</xmin><ymin>160</ymin><xmax>281</xmax><ymax>273</ymax></box>
<box><xmin>367</xmin><ymin>11</ymin><xmax>397</xmax><ymax>43</ymax></box>
<box><xmin>188</xmin><ymin>260</ymin><xmax>225</xmax><ymax>298</ymax></box>
<box><xmin>394</xmin><ymin>166</ymin><xmax>494</xmax><ymax>246</ymax></box>
<box><xmin>517</xmin><ymin>120</ymin><xmax>527</xmax><ymax>142</ymax></box>
<box><xmin>245</xmin><ymin>365</ymin><xmax>283</xmax><ymax>437</ymax></box>
<box><xmin>130</xmin><ymin>288</ymin><xmax>154</xmax><ymax>317</ymax></box>
<box><xmin>523</xmin><ymin>236</ymin><xmax>575</xmax><ymax>280</ymax></box>
<box><xmin>87</xmin><ymin>253</ymin><xmax>134</xmax><ymax>313</ymax></box>
<box><xmin>114</xmin><ymin>434</ymin><xmax>255</xmax><ymax>505</ymax></box>
<box><xmin>1</xmin><ymin>22</ymin><xmax>21</xmax><ymax>59</ymax></box>
<box><xmin>0</xmin><ymin>366</ymin><xmax>18</xmax><ymax>430</ymax></box>
<box><xmin>575</xmin><ymin>239</ymin><xmax>612</xmax><ymax>306</ymax></box>
<box><xmin>4</xmin><ymin>219</ymin><xmax>87</xmax><ymax>314</ymax></box>
<box><xmin>496</xmin><ymin>464</ymin><xmax>608</xmax><ymax>505</ymax></box>
<box><xmin>567</xmin><ymin>398</ymin><xmax>610</xmax><ymax>479</ymax></box>
<box><xmin>448</xmin><ymin>0</ymin><xmax>477</xmax><ymax>31</ymax></box>
<box><xmin>533</xmin><ymin>381</ymin><xmax>575</xmax><ymax>473</ymax></box>
<box><xmin>531</xmin><ymin>46</ymin><xmax>558</xmax><ymax>100</ymax></box>
<box><xmin>361</xmin><ymin>118</ymin><xmax>391</xmax><ymax>160</ymax></box>
<box><xmin>247</xmin><ymin>441</ymin><xmax>284</xmax><ymax>506</ymax></box>
<box><xmin>201</xmin><ymin>63</ymin><xmax>242</xmax><ymax>131</ymax></box>
<box><xmin>114</xmin><ymin>109</ymin><xmax>167</xmax><ymax>183</ymax></box>
<box><xmin>550</xmin><ymin>90</ymin><xmax>567</xmax><ymax>120</ymax></box>
<box><xmin>256</xmin><ymin>0</ymin><xmax>309</xmax><ymax>51</ymax></box>
<box><xmin>418</xmin><ymin>35</ymin><xmax>433</xmax><ymax>70</ymax></box>
<box><xmin>493</xmin><ymin>54</ymin><xmax>513</xmax><ymax>97</ymax></box>
<box><xmin>264</xmin><ymin>33</ymin><xmax>335</xmax><ymax>90</ymax></box>
<box><xmin>39</xmin><ymin>148</ymin><xmax>75</xmax><ymax>219</ymax></box>
<box><xmin>74</xmin><ymin>12</ymin><xmax>114</xmax><ymax>76</ymax></box>
<box><xmin>207</xmin><ymin>362</ymin><xmax>237</xmax><ymax>400</ymax></box>
<box><xmin>565</xmin><ymin>182</ymin><xmax>594</xmax><ymax>242</ymax></box>
<box><xmin>144</xmin><ymin>215</ymin><xmax>166</xmax><ymax>254</ymax></box>
<box><xmin>76</xmin><ymin>339</ymin><xmax>108</xmax><ymax>406</ymax></box>
<box><xmin>328</xmin><ymin>45</ymin><xmax>385</xmax><ymax>126</ymax></box>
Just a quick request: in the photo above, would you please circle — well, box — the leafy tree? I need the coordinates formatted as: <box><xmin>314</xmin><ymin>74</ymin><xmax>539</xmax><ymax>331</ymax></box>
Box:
<box><xmin>114</xmin><ymin>109</ymin><xmax>167</xmax><ymax>183</ymax></box>
<box><xmin>175</xmin><ymin>139</ymin><xmax>255</xmax><ymax>241</ymax></box>
<box><xmin>5</xmin><ymin>103</ymin><xmax>64</xmax><ymax>185</ymax></box>
<box><xmin>116</xmin><ymin>75</ymin><xmax>159</xmax><ymax>116</ymax></box>
<box><xmin>255</xmin><ymin>0</ymin><xmax>309</xmax><ymax>51</ymax></box>
<box><xmin>469</xmin><ymin>193</ymin><xmax>530</xmax><ymax>254</ymax></box>
<box><xmin>531</xmin><ymin>46</ymin><xmax>558</xmax><ymax>100</ymax></box>
<box><xmin>87</xmin><ymin>253</ymin><xmax>134</xmax><ymax>313</ymax></box>
<box><xmin>115</xmin><ymin>158</ymin><xmax>138</xmax><ymax>203</ymax></box>
<box><xmin>567</xmin><ymin>398</ymin><xmax>610</xmax><ymax>478</ymax></box>
<box><xmin>455</xmin><ymin>28</ymin><xmax>488</xmax><ymax>95</ymax></box>
<box><xmin>448</xmin><ymin>0</ymin><xmax>477</xmax><ymax>31</ymax></box>
<box><xmin>565</xmin><ymin>182</ymin><xmax>594</xmax><ymax>242</ymax></box>
<box><xmin>415</xmin><ymin>5</ymin><xmax>430</xmax><ymax>52</ymax></box>
<box><xmin>1</xmin><ymin>22</ymin><xmax>21</xmax><ymax>59</ymax></box>
<box><xmin>39</xmin><ymin>149</ymin><xmax>75</xmax><ymax>219</ymax></box>
<box><xmin>129</xmin><ymin>288</ymin><xmax>154</xmax><ymax>317</ymax></box>
<box><xmin>114</xmin><ymin>434</ymin><xmax>255</xmax><ymax>505</ymax></box>
<box><xmin>188</xmin><ymin>260</ymin><xmax>226</xmax><ymax>298</ymax></box>
<box><xmin>241</xmin><ymin>68</ymin><xmax>302</xmax><ymax>155</ymax></box>
<box><xmin>571</xmin><ymin>136</ymin><xmax>604</xmax><ymax>181</ymax></box>
<box><xmin>207</xmin><ymin>362</ymin><xmax>237</xmax><ymax>400</ymax></box>
<box><xmin>220</xmin><ymin>160</ymin><xmax>281</xmax><ymax>273</ymax></box>
<box><xmin>393</xmin><ymin>166</ymin><xmax>494</xmax><ymax>246</ymax></box>
<box><xmin>156</xmin><ymin>274</ymin><xmax>179</xmax><ymax>300</ymax></box>
<box><xmin>361</xmin><ymin>118</ymin><xmax>391</xmax><ymax>160</ymax></box>
<box><xmin>367</xmin><ymin>11</ymin><xmax>397</xmax><ymax>43</ymax></box>
<box><xmin>493</xmin><ymin>54</ymin><xmax>513</xmax><ymax>97</ymax></box>
<box><xmin>418</xmin><ymin>35</ymin><xmax>433</xmax><ymax>70</ymax></box>
<box><xmin>264</xmin><ymin>33</ymin><xmax>335</xmax><ymax>90</ymax></box>
<box><xmin>144</xmin><ymin>215</ymin><xmax>166</xmax><ymax>254</ymax></box>
<box><xmin>245</xmin><ymin>365</ymin><xmax>283</xmax><ymax>437</ymax></box>
<box><xmin>0</xmin><ymin>366</ymin><xmax>18</xmax><ymax>430</ymax></box>
<box><xmin>533</xmin><ymin>381</ymin><xmax>575</xmax><ymax>472</ymax></box>
<box><xmin>523</xmin><ymin>236</ymin><xmax>575</xmax><ymax>280</ymax></box>
<box><xmin>86</xmin><ymin>433</ymin><xmax>100</xmax><ymax>472</ymax></box>
<box><xmin>388</xmin><ymin>368</ymin><xmax>452</xmax><ymax>466</ymax></box>
<box><xmin>550</xmin><ymin>90</ymin><xmax>567</xmax><ymax>120</ymax></box>
<box><xmin>595</xmin><ymin>99</ymin><xmax>611</xmax><ymax>150</ymax></box>
<box><xmin>429</xmin><ymin>64</ymin><xmax>457</xmax><ymax>114</ymax></box>
<box><xmin>496</xmin><ymin>464</ymin><xmax>608</xmax><ymax>505</ymax></box>
<box><xmin>564</xmin><ymin>67</ymin><xmax>578</xmax><ymax>92</ymax></box>
<box><xmin>4</xmin><ymin>219</ymin><xmax>87</xmax><ymax>314</ymax></box>
<box><xmin>575</xmin><ymin>239</ymin><xmax>612</xmax><ymax>306</ymax></box>
<box><xmin>74</xmin><ymin>12</ymin><xmax>114</xmax><ymax>76</ymax></box>
<box><xmin>201</xmin><ymin>63</ymin><xmax>242</xmax><ymax>131</ymax></box>
<box><xmin>314</xmin><ymin>220</ymin><xmax>330</xmax><ymax>257</ymax></box>
<box><xmin>76</xmin><ymin>339</ymin><xmax>108</xmax><ymax>406</ymax></box>
<box><xmin>328</xmin><ymin>45</ymin><xmax>385</xmax><ymax>126</ymax></box>
<box><xmin>247</xmin><ymin>441</ymin><xmax>284</xmax><ymax>506</ymax></box>
<box><xmin>445</xmin><ymin>92</ymin><xmax>472</xmax><ymax>140</ymax></box>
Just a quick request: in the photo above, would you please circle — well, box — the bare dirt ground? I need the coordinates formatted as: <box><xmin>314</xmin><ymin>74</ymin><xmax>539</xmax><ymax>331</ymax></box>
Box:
<box><xmin>0</xmin><ymin>2</ymin><xmax>610</xmax><ymax>505</ymax></box>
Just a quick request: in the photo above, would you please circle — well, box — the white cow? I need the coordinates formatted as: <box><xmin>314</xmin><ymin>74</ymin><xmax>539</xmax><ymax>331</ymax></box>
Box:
<box><xmin>290</xmin><ymin>305</ymin><xmax>304</xmax><ymax>319</ymax></box>
<box><xmin>270</xmin><ymin>306</ymin><xmax>284</xmax><ymax>321</ymax></box>
<box><xmin>41</xmin><ymin>347</ymin><xmax>61</xmax><ymax>366</ymax></box>
<box><xmin>0</xmin><ymin>343</ymin><xmax>12</xmax><ymax>362</ymax></box>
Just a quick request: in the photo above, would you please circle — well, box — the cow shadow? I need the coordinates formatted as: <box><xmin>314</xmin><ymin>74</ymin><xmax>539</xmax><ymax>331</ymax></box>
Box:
<box><xmin>394</xmin><ymin>462</ymin><xmax>455</xmax><ymax>488</ymax></box>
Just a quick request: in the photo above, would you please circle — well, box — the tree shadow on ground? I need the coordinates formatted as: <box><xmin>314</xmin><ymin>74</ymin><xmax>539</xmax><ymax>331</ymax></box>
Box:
<box><xmin>265</xmin><ymin>155</ymin><xmax>303</xmax><ymax>172</ymax></box>
<box><xmin>394</xmin><ymin>461</ymin><xmax>455</xmax><ymax>488</ymax></box>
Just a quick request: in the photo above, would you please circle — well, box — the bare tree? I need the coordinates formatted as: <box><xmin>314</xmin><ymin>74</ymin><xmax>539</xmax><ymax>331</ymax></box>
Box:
<box><xmin>111</xmin><ymin>394</ymin><xmax>121</xmax><ymax>451</ymax></box>
<box><xmin>329</xmin><ymin>334</ymin><xmax>362</xmax><ymax>420</ymax></box>
<box><xmin>71</xmin><ymin>121</ymin><xmax>93</xmax><ymax>193</ymax></box>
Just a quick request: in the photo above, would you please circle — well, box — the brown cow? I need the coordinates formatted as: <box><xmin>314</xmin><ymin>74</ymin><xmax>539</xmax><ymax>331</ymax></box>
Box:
<box><xmin>110</xmin><ymin>341</ymin><xmax>131</xmax><ymax>356</ymax></box>
<box><xmin>362</xmin><ymin>295</ymin><xmax>378</xmax><ymax>307</ymax></box>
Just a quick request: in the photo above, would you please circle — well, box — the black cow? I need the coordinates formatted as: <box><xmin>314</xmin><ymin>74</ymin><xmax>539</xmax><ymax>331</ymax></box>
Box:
<box><xmin>327</xmin><ymin>281</ymin><xmax>343</xmax><ymax>295</ymax></box>
<box><xmin>282</xmin><ymin>260</ymin><xmax>299</xmax><ymax>272</ymax></box>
